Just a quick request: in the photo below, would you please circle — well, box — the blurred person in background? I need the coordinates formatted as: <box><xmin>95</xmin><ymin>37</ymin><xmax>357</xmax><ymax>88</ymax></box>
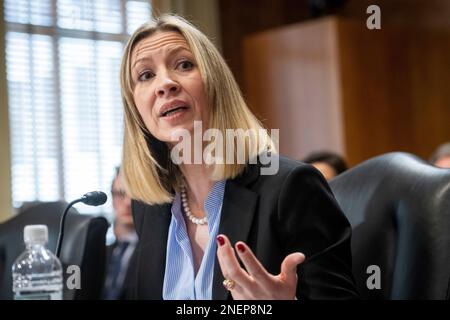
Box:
<box><xmin>102</xmin><ymin>167</ymin><xmax>137</xmax><ymax>300</ymax></box>
<box><xmin>430</xmin><ymin>142</ymin><xmax>450</xmax><ymax>168</ymax></box>
<box><xmin>303</xmin><ymin>151</ymin><xmax>348</xmax><ymax>180</ymax></box>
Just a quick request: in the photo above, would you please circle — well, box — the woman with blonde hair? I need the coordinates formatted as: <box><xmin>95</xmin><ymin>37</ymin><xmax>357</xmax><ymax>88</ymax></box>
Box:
<box><xmin>120</xmin><ymin>14</ymin><xmax>358</xmax><ymax>300</ymax></box>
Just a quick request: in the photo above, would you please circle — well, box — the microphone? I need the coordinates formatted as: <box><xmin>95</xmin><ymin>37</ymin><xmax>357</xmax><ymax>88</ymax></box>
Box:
<box><xmin>55</xmin><ymin>191</ymin><xmax>107</xmax><ymax>258</ymax></box>
<box><xmin>80</xmin><ymin>191</ymin><xmax>108</xmax><ymax>206</ymax></box>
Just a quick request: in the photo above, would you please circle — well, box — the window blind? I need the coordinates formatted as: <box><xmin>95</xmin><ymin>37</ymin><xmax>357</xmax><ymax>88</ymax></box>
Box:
<box><xmin>4</xmin><ymin>0</ymin><xmax>152</xmax><ymax>215</ymax></box>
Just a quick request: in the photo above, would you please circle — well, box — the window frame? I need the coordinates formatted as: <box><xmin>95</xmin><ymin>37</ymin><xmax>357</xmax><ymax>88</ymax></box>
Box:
<box><xmin>4</xmin><ymin>0</ymin><xmax>150</xmax><ymax>211</ymax></box>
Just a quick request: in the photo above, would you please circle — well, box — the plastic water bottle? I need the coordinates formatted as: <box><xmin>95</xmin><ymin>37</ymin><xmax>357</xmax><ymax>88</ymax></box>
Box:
<box><xmin>12</xmin><ymin>225</ymin><xmax>63</xmax><ymax>300</ymax></box>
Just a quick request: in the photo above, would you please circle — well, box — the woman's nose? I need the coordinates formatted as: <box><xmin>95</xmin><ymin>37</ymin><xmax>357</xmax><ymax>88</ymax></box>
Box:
<box><xmin>155</xmin><ymin>73</ymin><xmax>180</xmax><ymax>97</ymax></box>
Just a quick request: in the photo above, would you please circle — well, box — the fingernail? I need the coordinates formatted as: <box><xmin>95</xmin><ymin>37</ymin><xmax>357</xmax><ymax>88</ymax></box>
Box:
<box><xmin>217</xmin><ymin>235</ymin><xmax>225</xmax><ymax>246</ymax></box>
<box><xmin>236</xmin><ymin>243</ymin><xmax>245</xmax><ymax>253</ymax></box>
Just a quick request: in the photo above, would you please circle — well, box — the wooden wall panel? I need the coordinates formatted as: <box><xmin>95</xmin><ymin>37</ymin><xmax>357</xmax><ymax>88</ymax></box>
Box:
<box><xmin>243</xmin><ymin>16</ymin><xmax>450</xmax><ymax>167</ymax></box>
<box><xmin>220</xmin><ymin>0</ymin><xmax>450</xmax><ymax>95</ymax></box>
<box><xmin>337</xmin><ymin>19</ymin><xmax>450</xmax><ymax>165</ymax></box>
<box><xmin>219</xmin><ymin>0</ymin><xmax>310</xmax><ymax>88</ymax></box>
<box><xmin>336</xmin><ymin>0</ymin><xmax>450</xmax><ymax>30</ymax></box>
<box><xmin>408</xmin><ymin>30</ymin><xmax>450</xmax><ymax>159</ymax></box>
<box><xmin>336</xmin><ymin>19</ymin><xmax>416</xmax><ymax>165</ymax></box>
<box><xmin>244</xmin><ymin>18</ymin><xmax>345</xmax><ymax>160</ymax></box>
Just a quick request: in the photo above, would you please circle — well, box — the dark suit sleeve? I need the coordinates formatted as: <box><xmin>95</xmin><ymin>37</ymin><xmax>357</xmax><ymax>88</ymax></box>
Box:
<box><xmin>277</xmin><ymin>165</ymin><xmax>359</xmax><ymax>299</ymax></box>
<box><xmin>123</xmin><ymin>200</ymin><xmax>145</xmax><ymax>300</ymax></box>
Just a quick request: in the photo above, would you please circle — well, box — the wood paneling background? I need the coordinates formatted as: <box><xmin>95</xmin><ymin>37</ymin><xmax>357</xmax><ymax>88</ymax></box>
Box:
<box><xmin>219</xmin><ymin>0</ymin><xmax>311</xmax><ymax>89</ymax></box>
<box><xmin>338</xmin><ymin>19</ymin><xmax>450</xmax><ymax>165</ymax></box>
<box><xmin>243</xmin><ymin>18</ymin><xmax>345</xmax><ymax>160</ymax></box>
<box><xmin>220</xmin><ymin>0</ymin><xmax>450</xmax><ymax>91</ymax></box>
<box><xmin>243</xmin><ymin>17</ymin><xmax>450</xmax><ymax>165</ymax></box>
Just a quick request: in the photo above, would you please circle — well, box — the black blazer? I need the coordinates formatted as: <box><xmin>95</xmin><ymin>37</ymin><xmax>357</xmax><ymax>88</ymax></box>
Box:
<box><xmin>128</xmin><ymin>156</ymin><xmax>359</xmax><ymax>299</ymax></box>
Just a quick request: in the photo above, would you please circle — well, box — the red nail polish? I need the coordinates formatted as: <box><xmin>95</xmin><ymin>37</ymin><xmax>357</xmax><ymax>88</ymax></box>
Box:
<box><xmin>236</xmin><ymin>243</ymin><xmax>245</xmax><ymax>253</ymax></box>
<box><xmin>217</xmin><ymin>235</ymin><xmax>225</xmax><ymax>246</ymax></box>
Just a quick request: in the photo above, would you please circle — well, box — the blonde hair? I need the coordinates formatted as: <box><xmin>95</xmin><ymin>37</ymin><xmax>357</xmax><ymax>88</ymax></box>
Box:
<box><xmin>120</xmin><ymin>14</ymin><xmax>275</xmax><ymax>205</ymax></box>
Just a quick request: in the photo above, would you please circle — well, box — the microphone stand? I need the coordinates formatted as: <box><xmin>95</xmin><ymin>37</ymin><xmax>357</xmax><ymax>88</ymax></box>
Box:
<box><xmin>55</xmin><ymin>191</ymin><xmax>107</xmax><ymax>258</ymax></box>
<box><xmin>55</xmin><ymin>198</ymin><xmax>83</xmax><ymax>258</ymax></box>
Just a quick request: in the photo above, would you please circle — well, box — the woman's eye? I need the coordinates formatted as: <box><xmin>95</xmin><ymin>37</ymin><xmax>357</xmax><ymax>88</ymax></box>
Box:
<box><xmin>178</xmin><ymin>60</ymin><xmax>194</xmax><ymax>71</ymax></box>
<box><xmin>138</xmin><ymin>71</ymin><xmax>154</xmax><ymax>81</ymax></box>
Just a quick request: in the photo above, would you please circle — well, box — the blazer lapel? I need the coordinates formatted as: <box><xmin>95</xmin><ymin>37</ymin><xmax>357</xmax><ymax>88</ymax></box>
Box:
<box><xmin>212</xmin><ymin>164</ymin><xmax>260</xmax><ymax>300</ymax></box>
<box><xmin>138</xmin><ymin>203</ymin><xmax>172</xmax><ymax>299</ymax></box>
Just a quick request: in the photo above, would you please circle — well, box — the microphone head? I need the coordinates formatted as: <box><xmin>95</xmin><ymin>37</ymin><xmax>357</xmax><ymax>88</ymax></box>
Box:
<box><xmin>81</xmin><ymin>191</ymin><xmax>107</xmax><ymax>206</ymax></box>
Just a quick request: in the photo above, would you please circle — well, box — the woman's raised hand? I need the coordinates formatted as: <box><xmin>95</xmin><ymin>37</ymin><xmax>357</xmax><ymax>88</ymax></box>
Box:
<box><xmin>216</xmin><ymin>234</ymin><xmax>305</xmax><ymax>300</ymax></box>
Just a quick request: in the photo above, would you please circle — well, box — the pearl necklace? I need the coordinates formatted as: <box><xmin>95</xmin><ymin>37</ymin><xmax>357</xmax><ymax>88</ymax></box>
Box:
<box><xmin>180</xmin><ymin>184</ymin><xmax>208</xmax><ymax>225</ymax></box>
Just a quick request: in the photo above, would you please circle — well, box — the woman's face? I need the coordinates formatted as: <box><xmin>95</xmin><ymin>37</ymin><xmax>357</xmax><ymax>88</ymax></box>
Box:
<box><xmin>130</xmin><ymin>31</ymin><xmax>210</xmax><ymax>144</ymax></box>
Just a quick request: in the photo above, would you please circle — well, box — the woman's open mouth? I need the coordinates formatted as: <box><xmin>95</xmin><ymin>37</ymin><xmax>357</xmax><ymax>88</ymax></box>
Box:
<box><xmin>161</xmin><ymin>105</ymin><xmax>189</xmax><ymax>117</ymax></box>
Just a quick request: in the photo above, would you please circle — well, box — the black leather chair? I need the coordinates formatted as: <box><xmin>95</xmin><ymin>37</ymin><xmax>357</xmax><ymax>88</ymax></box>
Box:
<box><xmin>0</xmin><ymin>201</ymin><xmax>109</xmax><ymax>300</ymax></box>
<box><xmin>329</xmin><ymin>152</ymin><xmax>450</xmax><ymax>299</ymax></box>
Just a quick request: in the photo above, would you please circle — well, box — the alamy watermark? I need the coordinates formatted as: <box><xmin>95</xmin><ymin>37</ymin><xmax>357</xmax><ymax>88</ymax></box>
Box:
<box><xmin>169</xmin><ymin>121</ymin><xmax>280</xmax><ymax>175</ymax></box>
<box><xmin>66</xmin><ymin>265</ymin><xmax>81</xmax><ymax>290</ymax></box>
<box><xmin>366</xmin><ymin>5</ymin><xmax>381</xmax><ymax>30</ymax></box>
<box><xmin>366</xmin><ymin>264</ymin><xmax>381</xmax><ymax>290</ymax></box>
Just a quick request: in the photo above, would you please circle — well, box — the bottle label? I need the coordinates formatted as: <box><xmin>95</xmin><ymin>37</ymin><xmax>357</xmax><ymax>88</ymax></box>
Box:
<box><xmin>14</xmin><ymin>291</ymin><xmax>62</xmax><ymax>300</ymax></box>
